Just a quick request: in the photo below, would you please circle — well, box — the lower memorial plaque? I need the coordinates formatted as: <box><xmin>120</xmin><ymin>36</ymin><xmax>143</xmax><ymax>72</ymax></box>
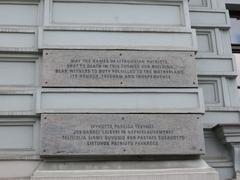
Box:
<box><xmin>40</xmin><ymin>114</ymin><xmax>205</xmax><ymax>156</ymax></box>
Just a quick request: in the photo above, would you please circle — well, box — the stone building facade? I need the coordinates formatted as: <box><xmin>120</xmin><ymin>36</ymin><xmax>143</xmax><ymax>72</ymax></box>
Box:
<box><xmin>0</xmin><ymin>0</ymin><xmax>239</xmax><ymax>180</ymax></box>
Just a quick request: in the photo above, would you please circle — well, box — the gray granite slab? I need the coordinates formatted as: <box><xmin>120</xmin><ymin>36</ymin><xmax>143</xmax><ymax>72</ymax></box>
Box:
<box><xmin>41</xmin><ymin>50</ymin><xmax>197</xmax><ymax>87</ymax></box>
<box><xmin>40</xmin><ymin>114</ymin><xmax>205</xmax><ymax>156</ymax></box>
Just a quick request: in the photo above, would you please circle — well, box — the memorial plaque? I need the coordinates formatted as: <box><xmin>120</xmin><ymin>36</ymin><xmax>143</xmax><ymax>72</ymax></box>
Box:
<box><xmin>41</xmin><ymin>114</ymin><xmax>205</xmax><ymax>156</ymax></box>
<box><xmin>41</xmin><ymin>50</ymin><xmax>197</xmax><ymax>87</ymax></box>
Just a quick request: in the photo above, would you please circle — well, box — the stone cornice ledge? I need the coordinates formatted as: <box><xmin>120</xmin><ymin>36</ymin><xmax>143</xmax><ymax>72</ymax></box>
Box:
<box><xmin>214</xmin><ymin>124</ymin><xmax>240</xmax><ymax>143</ymax></box>
<box><xmin>214</xmin><ymin>124</ymin><xmax>240</xmax><ymax>180</ymax></box>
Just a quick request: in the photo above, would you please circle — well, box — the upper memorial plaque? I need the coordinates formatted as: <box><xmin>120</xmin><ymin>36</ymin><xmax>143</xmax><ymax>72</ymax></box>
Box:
<box><xmin>41</xmin><ymin>50</ymin><xmax>197</xmax><ymax>87</ymax></box>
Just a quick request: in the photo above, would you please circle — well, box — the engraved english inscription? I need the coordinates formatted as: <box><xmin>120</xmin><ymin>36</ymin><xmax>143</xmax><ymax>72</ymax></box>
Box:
<box><xmin>42</xmin><ymin>50</ymin><xmax>197</xmax><ymax>87</ymax></box>
<box><xmin>41</xmin><ymin>114</ymin><xmax>205</xmax><ymax>156</ymax></box>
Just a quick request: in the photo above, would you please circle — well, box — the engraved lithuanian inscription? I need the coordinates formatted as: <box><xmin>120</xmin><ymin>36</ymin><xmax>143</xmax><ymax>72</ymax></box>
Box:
<box><xmin>41</xmin><ymin>114</ymin><xmax>205</xmax><ymax>156</ymax></box>
<box><xmin>41</xmin><ymin>50</ymin><xmax>197</xmax><ymax>87</ymax></box>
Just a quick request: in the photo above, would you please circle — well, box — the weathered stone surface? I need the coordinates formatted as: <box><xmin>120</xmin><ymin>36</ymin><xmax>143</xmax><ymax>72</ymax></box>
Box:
<box><xmin>40</xmin><ymin>114</ymin><xmax>205</xmax><ymax>156</ymax></box>
<box><xmin>31</xmin><ymin>160</ymin><xmax>220</xmax><ymax>180</ymax></box>
<box><xmin>41</xmin><ymin>50</ymin><xmax>197</xmax><ymax>87</ymax></box>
